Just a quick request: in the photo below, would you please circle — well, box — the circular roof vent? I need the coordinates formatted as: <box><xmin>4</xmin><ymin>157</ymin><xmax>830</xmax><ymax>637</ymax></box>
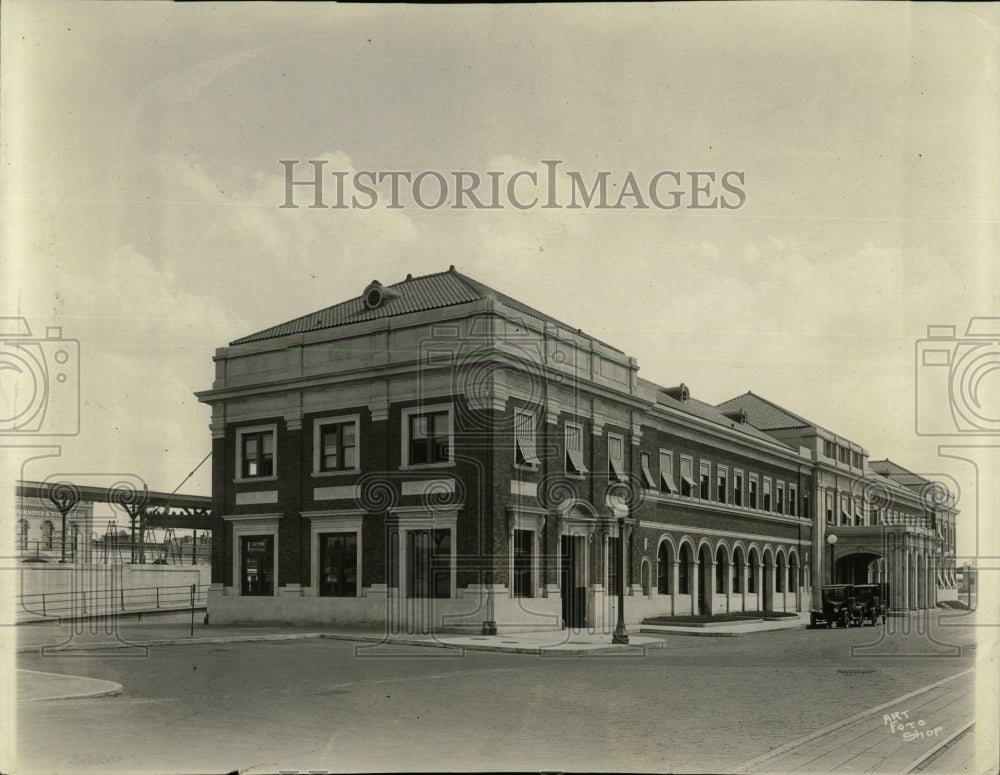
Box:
<box><xmin>362</xmin><ymin>281</ymin><xmax>385</xmax><ymax>310</ymax></box>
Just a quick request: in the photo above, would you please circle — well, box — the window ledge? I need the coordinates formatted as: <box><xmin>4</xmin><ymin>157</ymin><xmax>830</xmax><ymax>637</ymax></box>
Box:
<box><xmin>233</xmin><ymin>475</ymin><xmax>278</xmax><ymax>485</ymax></box>
<box><xmin>400</xmin><ymin>461</ymin><xmax>456</xmax><ymax>471</ymax></box>
<box><xmin>310</xmin><ymin>470</ymin><xmax>360</xmax><ymax>479</ymax></box>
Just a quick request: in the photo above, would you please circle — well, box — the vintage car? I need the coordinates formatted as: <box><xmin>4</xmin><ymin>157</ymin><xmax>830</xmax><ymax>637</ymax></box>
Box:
<box><xmin>810</xmin><ymin>584</ymin><xmax>860</xmax><ymax>628</ymax></box>
<box><xmin>853</xmin><ymin>583</ymin><xmax>888</xmax><ymax>625</ymax></box>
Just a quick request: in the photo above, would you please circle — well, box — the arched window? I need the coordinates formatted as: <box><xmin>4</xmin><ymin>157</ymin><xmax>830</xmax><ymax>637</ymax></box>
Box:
<box><xmin>42</xmin><ymin>521</ymin><xmax>54</xmax><ymax>550</ymax></box>
<box><xmin>17</xmin><ymin>519</ymin><xmax>29</xmax><ymax>550</ymax></box>
<box><xmin>641</xmin><ymin>559</ymin><xmax>651</xmax><ymax>596</ymax></box>
<box><xmin>657</xmin><ymin>542</ymin><xmax>671</xmax><ymax>594</ymax></box>
<box><xmin>776</xmin><ymin>553</ymin><xmax>786</xmax><ymax>593</ymax></box>
<box><xmin>715</xmin><ymin>546</ymin><xmax>727</xmax><ymax>592</ymax></box>
<box><xmin>732</xmin><ymin>547</ymin><xmax>743</xmax><ymax>593</ymax></box>
<box><xmin>679</xmin><ymin>544</ymin><xmax>692</xmax><ymax>595</ymax></box>
<box><xmin>748</xmin><ymin>548</ymin><xmax>758</xmax><ymax>594</ymax></box>
<box><xmin>789</xmin><ymin>553</ymin><xmax>798</xmax><ymax>593</ymax></box>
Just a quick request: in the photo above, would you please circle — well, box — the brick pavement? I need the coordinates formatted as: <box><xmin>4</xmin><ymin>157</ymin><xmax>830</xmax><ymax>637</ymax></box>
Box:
<box><xmin>736</xmin><ymin>669</ymin><xmax>975</xmax><ymax>774</ymax></box>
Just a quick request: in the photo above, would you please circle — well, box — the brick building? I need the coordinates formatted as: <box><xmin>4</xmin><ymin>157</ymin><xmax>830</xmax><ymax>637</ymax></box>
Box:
<box><xmin>196</xmin><ymin>267</ymin><xmax>957</xmax><ymax>631</ymax></box>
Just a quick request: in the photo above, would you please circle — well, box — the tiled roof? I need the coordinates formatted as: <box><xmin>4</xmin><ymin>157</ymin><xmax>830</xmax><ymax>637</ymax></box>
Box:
<box><xmin>868</xmin><ymin>459</ymin><xmax>931</xmax><ymax>488</ymax></box>
<box><xmin>230</xmin><ymin>267</ymin><xmax>620</xmax><ymax>351</ymax></box>
<box><xmin>654</xmin><ymin>390</ymin><xmax>794</xmax><ymax>448</ymax></box>
<box><xmin>715</xmin><ymin>392</ymin><xmax>812</xmax><ymax>430</ymax></box>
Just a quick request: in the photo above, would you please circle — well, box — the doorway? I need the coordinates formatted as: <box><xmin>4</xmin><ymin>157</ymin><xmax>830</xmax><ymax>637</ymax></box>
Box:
<box><xmin>560</xmin><ymin>535</ymin><xmax>586</xmax><ymax>628</ymax></box>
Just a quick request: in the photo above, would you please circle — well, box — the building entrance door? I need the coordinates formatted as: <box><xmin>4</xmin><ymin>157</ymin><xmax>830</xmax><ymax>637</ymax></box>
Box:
<box><xmin>561</xmin><ymin>535</ymin><xmax>586</xmax><ymax>629</ymax></box>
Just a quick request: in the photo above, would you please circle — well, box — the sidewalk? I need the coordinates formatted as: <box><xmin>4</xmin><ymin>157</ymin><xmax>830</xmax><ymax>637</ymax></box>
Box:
<box><xmin>735</xmin><ymin>669</ymin><xmax>975</xmax><ymax>774</ymax></box>
<box><xmin>14</xmin><ymin>611</ymin><xmax>809</xmax><ymax>656</ymax></box>
<box><xmin>17</xmin><ymin>668</ymin><xmax>123</xmax><ymax>702</ymax></box>
<box><xmin>641</xmin><ymin>612</ymin><xmax>810</xmax><ymax>637</ymax></box>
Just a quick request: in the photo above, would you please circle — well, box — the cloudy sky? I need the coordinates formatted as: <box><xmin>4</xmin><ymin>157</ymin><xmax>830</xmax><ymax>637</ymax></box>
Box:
<box><xmin>3</xmin><ymin>2</ymin><xmax>997</xmax><ymax>555</ymax></box>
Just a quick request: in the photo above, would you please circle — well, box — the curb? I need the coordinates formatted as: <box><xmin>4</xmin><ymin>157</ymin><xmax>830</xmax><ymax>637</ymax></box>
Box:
<box><xmin>17</xmin><ymin>632</ymin><xmax>325</xmax><ymax>654</ymax></box>
<box><xmin>19</xmin><ymin>630</ymin><xmax>672</xmax><ymax>656</ymax></box>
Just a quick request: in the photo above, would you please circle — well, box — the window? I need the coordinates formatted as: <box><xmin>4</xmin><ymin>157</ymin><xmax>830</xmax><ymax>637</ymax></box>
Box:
<box><xmin>716</xmin><ymin>466</ymin><xmax>728</xmax><ymax>504</ymax></box>
<box><xmin>42</xmin><ymin>520</ymin><xmax>54</xmax><ymax>549</ymax></box>
<box><xmin>640</xmin><ymin>452</ymin><xmax>655</xmax><ymax>489</ymax></box>
<box><xmin>680</xmin><ymin>456</ymin><xmax>695</xmax><ymax>497</ymax></box>
<box><xmin>241</xmin><ymin>535</ymin><xmax>275</xmax><ymax>596</ymax></box>
<box><xmin>733</xmin><ymin>470</ymin><xmax>743</xmax><ymax>506</ymax></box>
<box><xmin>319</xmin><ymin>533</ymin><xmax>357</xmax><ymax>596</ymax></box>
<box><xmin>239</xmin><ymin>427</ymin><xmax>275</xmax><ymax>478</ymax></box>
<box><xmin>17</xmin><ymin>519</ymin><xmax>28</xmax><ymax>550</ymax></box>
<box><xmin>789</xmin><ymin>484</ymin><xmax>798</xmax><ymax>517</ymax></box>
<box><xmin>515</xmin><ymin>410</ymin><xmax>541</xmax><ymax>466</ymax></box>
<box><xmin>659</xmin><ymin>451</ymin><xmax>677</xmax><ymax>494</ymax></box>
<box><xmin>315</xmin><ymin>418</ymin><xmax>358</xmax><ymax>473</ymax></box>
<box><xmin>854</xmin><ymin>498</ymin><xmax>864</xmax><ymax>526</ymax></box>
<box><xmin>513</xmin><ymin>529</ymin><xmax>534</xmax><ymax>597</ymax></box>
<box><xmin>823</xmin><ymin>440</ymin><xmax>836</xmax><ymax>459</ymax></box>
<box><xmin>802</xmin><ymin>491</ymin><xmax>810</xmax><ymax>519</ymax></box>
<box><xmin>839</xmin><ymin>446</ymin><xmax>850</xmax><ymax>465</ymax></box>
<box><xmin>678</xmin><ymin>544</ymin><xmax>692</xmax><ymax>594</ymax></box>
<box><xmin>699</xmin><ymin>461</ymin><xmax>711</xmax><ymax>500</ymax></box>
<box><xmin>763</xmin><ymin>478</ymin><xmax>772</xmax><ymax>511</ymax></box>
<box><xmin>776</xmin><ymin>481</ymin><xmax>784</xmax><ymax>514</ymax></box>
<box><xmin>748</xmin><ymin>475</ymin><xmax>758</xmax><ymax>509</ymax></box>
<box><xmin>608</xmin><ymin>434</ymin><xmax>626</xmax><ymax>482</ymax></box>
<box><xmin>407</xmin><ymin>529</ymin><xmax>451</xmax><ymax>598</ymax></box>
<box><xmin>825</xmin><ymin>491</ymin><xmax>834</xmax><ymax>524</ymax></box>
<box><xmin>408</xmin><ymin>410</ymin><xmax>451</xmax><ymax>466</ymax></box>
<box><xmin>607</xmin><ymin>536</ymin><xmax>621</xmax><ymax>596</ymax></box>
<box><xmin>840</xmin><ymin>493</ymin><xmax>851</xmax><ymax>525</ymax></box>
<box><xmin>565</xmin><ymin>422</ymin><xmax>588</xmax><ymax>474</ymax></box>
<box><xmin>657</xmin><ymin>542</ymin><xmax>671</xmax><ymax>594</ymax></box>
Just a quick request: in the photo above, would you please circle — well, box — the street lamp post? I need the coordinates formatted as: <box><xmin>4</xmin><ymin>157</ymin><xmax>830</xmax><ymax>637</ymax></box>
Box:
<box><xmin>827</xmin><ymin>533</ymin><xmax>838</xmax><ymax>585</ymax></box>
<box><xmin>612</xmin><ymin>517</ymin><xmax>630</xmax><ymax>645</ymax></box>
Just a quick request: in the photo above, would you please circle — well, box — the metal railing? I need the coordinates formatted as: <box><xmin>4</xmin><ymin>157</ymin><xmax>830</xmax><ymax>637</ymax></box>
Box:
<box><xmin>17</xmin><ymin>539</ymin><xmax>211</xmax><ymax>565</ymax></box>
<box><xmin>17</xmin><ymin>582</ymin><xmax>208</xmax><ymax>620</ymax></box>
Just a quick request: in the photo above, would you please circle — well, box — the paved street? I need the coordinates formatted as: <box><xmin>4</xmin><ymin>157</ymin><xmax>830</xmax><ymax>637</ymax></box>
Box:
<box><xmin>14</xmin><ymin>610</ymin><xmax>985</xmax><ymax>774</ymax></box>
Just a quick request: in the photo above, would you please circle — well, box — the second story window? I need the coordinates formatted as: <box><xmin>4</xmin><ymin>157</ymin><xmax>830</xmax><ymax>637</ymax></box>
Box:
<box><xmin>660</xmin><ymin>451</ymin><xmax>677</xmax><ymax>494</ymax></box>
<box><xmin>608</xmin><ymin>434</ymin><xmax>626</xmax><ymax>482</ymax></box>
<box><xmin>763</xmin><ymin>478</ymin><xmax>772</xmax><ymax>511</ymax></box>
<box><xmin>515</xmin><ymin>410</ymin><xmax>540</xmax><ymax>467</ymax></box>
<box><xmin>408</xmin><ymin>410</ymin><xmax>451</xmax><ymax>465</ymax></box>
<box><xmin>733</xmin><ymin>470</ymin><xmax>743</xmax><ymax>506</ymax></box>
<box><xmin>640</xmin><ymin>452</ymin><xmax>655</xmax><ymax>489</ymax></box>
<box><xmin>680</xmin><ymin>456</ymin><xmax>695</xmax><ymax>497</ymax></box>
<box><xmin>699</xmin><ymin>461</ymin><xmax>711</xmax><ymax>500</ymax></box>
<box><xmin>748</xmin><ymin>475</ymin><xmax>758</xmax><ymax>509</ymax></box>
<box><xmin>316</xmin><ymin>418</ymin><xmax>358</xmax><ymax>473</ymax></box>
<box><xmin>716</xmin><ymin>466</ymin><xmax>727</xmax><ymax>504</ymax></box>
<box><xmin>240</xmin><ymin>427</ymin><xmax>275</xmax><ymax>478</ymax></box>
<box><xmin>565</xmin><ymin>422</ymin><xmax>588</xmax><ymax>475</ymax></box>
<box><xmin>826</xmin><ymin>490</ymin><xmax>834</xmax><ymax>524</ymax></box>
<box><xmin>776</xmin><ymin>481</ymin><xmax>784</xmax><ymax>514</ymax></box>
<box><xmin>789</xmin><ymin>484</ymin><xmax>797</xmax><ymax>516</ymax></box>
